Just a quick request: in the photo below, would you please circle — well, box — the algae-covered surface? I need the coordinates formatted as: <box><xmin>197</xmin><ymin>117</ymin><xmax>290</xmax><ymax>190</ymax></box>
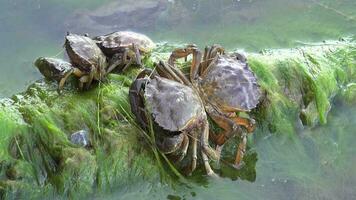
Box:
<box><xmin>0</xmin><ymin>40</ymin><xmax>355</xmax><ymax>199</ymax></box>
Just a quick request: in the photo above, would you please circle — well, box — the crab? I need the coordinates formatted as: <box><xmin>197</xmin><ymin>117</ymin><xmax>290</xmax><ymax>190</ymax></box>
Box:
<box><xmin>93</xmin><ymin>31</ymin><xmax>156</xmax><ymax>73</ymax></box>
<box><xmin>35</xmin><ymin>57</ymin><xmax>74</xmax><ymax>82</ymax></box>
<box><xmin>35</xmin><ymin>33</ymin><xmax>121</xmax><ymax>91</ymax></box>
<box><xmin>168</xmin><ymin>44</ymin><xmax>261</xmax><ymax>168</ymax></box>
<box><xmin>129</xmin><ymin>64</ymin><xmax>220</xmax><ymax>176</ymax></box>
<box><xmin>62</xmin><ymin>33</ymin><xmax>112</xmax><ymax>90</ymax></box>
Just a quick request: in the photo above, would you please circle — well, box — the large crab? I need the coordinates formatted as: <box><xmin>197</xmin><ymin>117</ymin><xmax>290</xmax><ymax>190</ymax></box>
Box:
<box><xmin>168</xmin><ymin>44</ymin><xmax>261</xmax><ymax>168</ymax></box>
<box><xmin>129</xmin><ymin>64</ymin><xmax>220</xmax><ymax>176</ymax></box>
<box><xmin>93</xmin><ymin>31</ymin><xmax>156</xmax><ymax>73</ymax></box>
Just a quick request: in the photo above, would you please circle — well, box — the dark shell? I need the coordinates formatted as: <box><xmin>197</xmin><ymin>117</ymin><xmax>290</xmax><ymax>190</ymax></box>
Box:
<box><xmin>34</xmin><ymin>57</ymin><xmax>73</xmax><ymax>81</ymax></box>
<box><xmin>201</xmin><ymin>55</ymin><xmax>261</xmax><ymax>111</ymax></box>
<box><xmin>94</xmin><ymin>31</ymin><xmax>155</xmax><ymax>56</ymax></box>
<box><xmin>145</xmin><ymin>76</ymin><xmax>205</xmax><ymax>132</ymax></box>
<box><xmin>65</xmin><ymin>34</ymin><xmax>106</xmax><ymax>72</ymax></box>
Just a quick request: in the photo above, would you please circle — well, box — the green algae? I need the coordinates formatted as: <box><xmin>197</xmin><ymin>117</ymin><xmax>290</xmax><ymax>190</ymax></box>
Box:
<box><xmin>0</xmin><ymin>41</ymin><xmax>355</xmax><ymax>199</ymax></box>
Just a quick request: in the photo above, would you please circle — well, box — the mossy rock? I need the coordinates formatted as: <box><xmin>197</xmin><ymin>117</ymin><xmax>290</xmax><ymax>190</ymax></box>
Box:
<box><xmin>0</xmin><ymin>40</ymin><xmax>355</xmax><ymax>199</ymax></box>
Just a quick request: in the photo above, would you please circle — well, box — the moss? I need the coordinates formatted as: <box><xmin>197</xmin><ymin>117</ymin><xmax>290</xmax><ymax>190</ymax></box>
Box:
<box><xmin>0</xmin><ymin>41</ymin><xmax>355</xmax><ymax>198</ymax></box>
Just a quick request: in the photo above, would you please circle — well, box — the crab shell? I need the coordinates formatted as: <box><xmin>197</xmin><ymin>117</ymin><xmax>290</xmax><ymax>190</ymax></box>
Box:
<box><xmin>200</xmin><ymin>55</ymin><xmax>261</xmax><ymax>112</ymax></box>
<box><xmin>94</xmin><ymin>31</ymin><xmax>156</xmax><ymax>56</ymax></box>
<box><xmin>144</xmin><ymin>76</ymin><xmax>205</xmax><ymax>132</ymax></box>
<box><xmin>34</xmin><ymin>57</ymin><xmax>73</xmax><ymax>81</ymax></box>
<box><xmin>65</xmin><ymin>33</ymin><xmax>107</xmax><ymax>73</ymax></box>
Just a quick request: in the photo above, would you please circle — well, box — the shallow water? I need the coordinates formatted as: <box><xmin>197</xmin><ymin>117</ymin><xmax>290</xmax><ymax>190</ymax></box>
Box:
<box><xmin>0</xmin><ymin>0</ymin><xmax>355</xmax><ymax>199</ymax></box>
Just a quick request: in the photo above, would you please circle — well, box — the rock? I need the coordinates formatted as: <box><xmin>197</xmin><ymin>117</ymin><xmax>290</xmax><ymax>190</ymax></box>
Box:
<box><xmin>70</xmin><ymin>130</ymin><xmax>90</xmax><ymax>147</ymax></box>
<box><xmin>65</xmin><ymin>0</ymin><xmax>169</xmax><ymax>35</ymax></box>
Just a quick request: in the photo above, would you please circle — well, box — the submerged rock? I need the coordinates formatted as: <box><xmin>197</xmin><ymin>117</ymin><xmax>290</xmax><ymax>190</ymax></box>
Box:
<box><xmin>65</xmin><ymin>0</ymin><xmax>169</xmax><ymax>35</ymax></box>
<box><xmin>70</xmin><ymin>130</ymin><xmax>90</xmax><ymax>147</ymax></box>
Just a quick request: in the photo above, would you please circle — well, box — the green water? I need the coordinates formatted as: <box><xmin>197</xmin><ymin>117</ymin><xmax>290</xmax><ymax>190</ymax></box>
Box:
<box><xmin>0</xmin><ymin>0</ymin><xmax>355</xmax><ymax>199</ymax></box>
<box><xmin>0</xmin><ymin>0</ymin><xmax>355</xmax><ymax>97</ymax></box>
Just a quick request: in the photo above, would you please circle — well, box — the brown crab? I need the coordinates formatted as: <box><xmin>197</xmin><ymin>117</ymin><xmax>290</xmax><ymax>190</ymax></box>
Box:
<box><xmin>168</xmin><ymin>44</ymin><xmax>261</xmax><ymax>168</ymax></box>
<box><xmin>129</xmin><ymin>64</ymin><xmax>220</xmax><ymax>176</ymax></box>
<box><xmin>62</xmin><ymin>33</ymin><xmax>111</xmax><ymax>90</ymax></box>
<box><xmin>93</xmin><ymin>31</ymin><xmax>155</xmax><ymax>73</ymax></box>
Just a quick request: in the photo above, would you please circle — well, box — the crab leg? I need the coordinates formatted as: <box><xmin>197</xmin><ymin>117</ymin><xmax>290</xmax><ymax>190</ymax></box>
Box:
<box><xmin>206</xmin><ymin>107</ymin><xmax>255</xmax><ymax>168</ymax></box>
<box><xmin>58</xmin><ymin>68</ymin><xmax>85</xmax><ymax>92</ymax></box>
<box><xmin>120</xmin><ymin>57</ymin><xmax>134</xmax><ymax>72</ymax></box>
<box><xmin>176</xmin><ymin>134</ymin><xmax>189</xmax><ymax>162</ymax></box>
<box><xmin>200</xmin><ymin>45</ymin><xmax>225</xmax><ymax>76</ymax></box>
<box><xmin>231</xmin><ymin>117</ymin><xmax>256</xmax><ymax>133</ymax></box>
<box><xmin>106</xmin><ymin>59</ymin><xmax>121</xmax><ymax>74</ymax></box>
<box><xmin>79</xmin><ymin>75</ymin><xmax>90</xmax><ymax>91</ymax></box>
<box><xmin>201</xmin><ymin>120</ymin><xmax>218</xmax><ymax>176</ymax></box>
<box><xmin>131</xmin><ymin>43</ymin><xmax>142</xmax><ymax>66</ymax></box>
<box><xmin>190</xmin><ymin>130</ymin><xmax>197</xmax><ymax>175</ymax></box>
<box><xmin>201</xmin><ymin>46</ymin><xmax>210</xmax><ymax>75</ymax></box>
<box><xmin>168</xmin><ymin>44</ymin><xmax>198</xmax><ymax>65</ymax></box>
<box><xmin>156</xmin><ymin>61</ymin><xmax>186</xmax><ymax>84</ymax></box>
<box><xmin>235</xmin><ymin>132</ymin><xmax>247</xmax><ymax>168</ymax></box>
<box><xmin>168</xmin><ymin>45</ymin><xmax>202</xmax><ymax>82</ymax></box>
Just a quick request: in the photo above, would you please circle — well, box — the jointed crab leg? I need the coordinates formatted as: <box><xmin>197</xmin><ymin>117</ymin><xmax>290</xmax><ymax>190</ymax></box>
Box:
<box><xmin>58</xmin><ymin>67</ymin><xmax>85</xmax><ymax>91</ymax></box>
<box><xmin>176</xmin><ymin>134</ymin><xmax>189</xmax><ymax>162</ymax></box>
<box><xmin>131</xmin><ymin>43</ymin><xmax>142</xmax><ymax>66</ymax></box>
<box><xmin>155</xmin><ymin>61</ymin><xmax>186</xmax><ymax>85</ymax></box>
<box><xmin>206</xmin><ymin>106</ymin><xmax>255</xmax><ymax>167</ymax></box>
<box><xmin>235</xmin><ymin>132</ymin><xmax>247</xmax><ymax>168</ymax></box>
<box><xmin>168</xmin><ymin>45</ymin><xmax>202</xmax><ymax>82</ymax></box>
<box><xmin>200</xmin><ymin>45</ymin><xmax>224</xmax><ymax>76</ymax></box>
<box><xmin>84</xmin><ymin>67</ymin><xmax>96</xmax><ymax>89</ymax></box>
<box><xmin>189</xmin><ymin>130</ymin><xmax>198</xmax><ymax>175</ymax></box>
<box><xmin>231</xmin><ymin>117</ymin><xmax>255</xmax><ymax>133</ymax></box>
<box><xmin>207</xmin><ymin>107</ymin><xmax>242</xmax><ymax>146</ymax></box>
<box><xmin>201</xmin><ymin>120</ymin><xmax>218</xmax><ymax>176</ymax></box>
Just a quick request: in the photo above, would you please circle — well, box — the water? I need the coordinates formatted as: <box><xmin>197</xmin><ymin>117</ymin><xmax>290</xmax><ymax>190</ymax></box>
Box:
<box><xmin>0</xmin><ymin>0</ymin><xmax>355</xmax><ymax>97</ymax></box>
<box><xmin>0</xmin><ymin>0</ymin><xmax>355</xmax><ymax>199</ymax></box>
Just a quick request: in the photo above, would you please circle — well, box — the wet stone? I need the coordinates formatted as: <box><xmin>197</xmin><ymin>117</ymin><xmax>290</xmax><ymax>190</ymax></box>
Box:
<box><xmin>70</xmin><ymin>130</ymin><xmax>90</xmax><ymax>147</ymax></box>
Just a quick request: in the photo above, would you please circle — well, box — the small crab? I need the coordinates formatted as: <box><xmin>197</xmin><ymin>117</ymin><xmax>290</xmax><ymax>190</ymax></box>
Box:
<box><xmin>129</xmin><ymin>64</ymin><xmax>220</xmax><ymax>176</ymax></box>
<box><xmin>168</xmin><ymin>44</ymin><xmax>261</xmax><ymax>168</ymax></box>
<box><xmin>63</xmin><ymin>33</ymin><xmax>111</xmax><ymax>90</ymax></box>
<box><xmin>93</xmin><ymin>31</ymin><xmax>155</xmax><ymax>73</ymax></box>
<box><xmin>35</xmin><ymin>57</ymin><xmax>73</xmax><ymax>82</ymax></box>
<box><xmin>35</xmin><ymin>33</ymin><xmax>120</xmax><ymax>91</ymax></box>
